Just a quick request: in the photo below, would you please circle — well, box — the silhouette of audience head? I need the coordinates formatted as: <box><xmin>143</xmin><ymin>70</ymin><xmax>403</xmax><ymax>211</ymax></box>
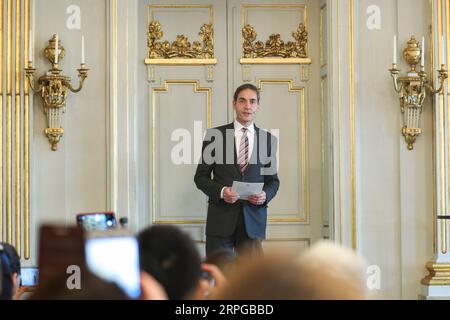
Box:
<box><xmin>0</xmin><ymin>242</ymin><xmax>21</xmax><ymax>300</ymax></box>
<box><xmin>213</xmin><ymin>253</ymin><xmax>311</xmax><ymax>299</ymax></box>
<box><xmin>138</xmin><ymin>225</ymin><xmax>201</xmax><ymax>299</ymax></box>
<box><xmin>204</xmin><ymin>249</ymin><xmax>237</xmax><ymax>277</ymax></box>
<box><xmin>299</xmin><ymin>240</ymin><xmax>370</xmax><ymax>299</ymax></box>
<box><xmin>214</xmin><ymin>241</ymin><xmax>370</xmax><ymax>300</ymax></box>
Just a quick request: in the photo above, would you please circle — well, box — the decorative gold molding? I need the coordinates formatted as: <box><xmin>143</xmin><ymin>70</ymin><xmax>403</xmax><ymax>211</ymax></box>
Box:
<box><xmin>145</xmin><ymin>58</ymin><xmax>217</xmax><ymax>65</ymax></box>
<box><xmin>441</xmin><ymin>0</ymin><xmax>448</xmax><ymax>255</ymax></box>
<box><xmin>6</xmin><ymin>0</ymin><xmax>12</xmax><ymax>244</ymax></box>
<box><xmin>146</xmin><ymin>5</ymin><xmax>215</xmax><ymax>65</ymax></box>
<box><xmin>241</xmin><ymin>23</ymin><xmax>308</xmax><ymax>59</ymax></box>
<box><xmin>193</xmin><ymin>238</ymin><xmax>312</xmax><ymax>246</ymax></box>
<box><xmin>151</xmin><ymin>80</ymin><xmax>309</xmax><ymax>225</ymax></box>
<box><xmin>14</xmin><ymin>0</ymin><xmax>21</xmax><ymax>254</ymax></box>
<box><xmin>112</xmin><ymin>0</ymin><xmax>118</xmax><ymax>212</ymax></box>
<box><xmin>0</xmin><ymin>0</ymin><xmax>3</xmax><ymax>242</ymax></box>
<box><xmin>148</xmin><ymin>3</ymin><xmax>214</xmax><ymax>22</ymax></box>
<box><xmin>147</xmin><ymin>21</ymin><xmax>215</xmax><ymax>60</ymax></box>
<box><xmin>265</xmin><ymin>237</ymin><xmax>311</xmax><ymax>246</ymax></box>
<box><xmin>447</xmin><ymin>0</ymin><xmax>450</xmax><ymax>95</ymax></box>
<box><xmin>0</xmin><ymin>0</ymin><xmax>31</xmax><ymax>257</ymax></box>
<box><xmin>155</xmin><ymin>219</ymin><xmax>205</xmax><ymax>225</ymax></box>
<box><xmin>268</xmin><ymin>218</ymin><xmax>307</xmax><ymax>223</ymax></box>
<box><xmin>445</xmin><ymin>0</ymin><xmax>449</xmax><ymax>254</ymax></box>
<box><xmin>437</xmin><ymin>0</ymin><xmax>447</xmax><ymax>254</ymax></box>
<box><xmin>126</xmin><ymin>0</ymin><xmax>130</xmax><ymax>221</ymax></box>
<box><xmin>241</xmin><ymin>4</ymin><xmax>308</xmax><ymax>65</ymax></box>
<box><xmin>242</xmin><ymin>3</ymin><xmax>307</xmax><ymax>28</ymax></box>
<box><xmin>349</xmin><ymin>0</ymin><xmax>356</xmax><ymax>250</ymax></box>
<box><xmin>240</xmin><ymin>58</ymin><xmax>311</xmax><ymax>65</ymax></box>
<box><xmin>320</xmin><ymin>5</ymin><xmax>326</xmax><ymax>67</ymax></box>
<box><xmin>24</xmin><ymin>0</ymin><xmax>30</xmax><ymax>260</ymax></box>
<box><xmin>152</xmin><ymin>80</ymin><xmax>212</xmax><ymax>225</ymax></box>
<box><xmin>443</xmin><ymin>0</ymin><xmax>448</xmax><ymax>255</ymax></box>
<box><xmin>421</xmin><ymin>262</ymin><xmax>450</xmax><ymax>285</ymax></box>
<box><xmin>431</xmin><ymin>0</ymin><xmax>437</xmax><ymax>253</ymax></box>
<box><xmin>257</xmin><ymin>79</ymin><xmax>308</xmax><ymax>223</ymax></box>
<box><xmin>337</xmin><ymin>0</ymin><xmax>343</xmax><ymax>243</ymax></box>
<box><xmin>321</xmin><ymin>76</ymin><xmax>326</xmax><ymax>225</ymax></box>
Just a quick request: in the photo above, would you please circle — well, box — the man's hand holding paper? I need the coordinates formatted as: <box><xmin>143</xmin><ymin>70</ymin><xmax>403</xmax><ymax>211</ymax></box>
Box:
<box><xmin>248</xmin><ymin>191</ymin><xmax>266</xmax><ymax>205</ymax></box>
<box><xmin>231</xmin><ymin>181</ymin><xmax>265</xmax><ymax>204</ymax></box>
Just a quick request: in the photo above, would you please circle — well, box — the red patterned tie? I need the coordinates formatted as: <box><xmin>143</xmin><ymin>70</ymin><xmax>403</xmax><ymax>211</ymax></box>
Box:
<box><xmin>238</xmin><ymin>128</ymin><xmax>249</xmax><ymax>173</ymax></box>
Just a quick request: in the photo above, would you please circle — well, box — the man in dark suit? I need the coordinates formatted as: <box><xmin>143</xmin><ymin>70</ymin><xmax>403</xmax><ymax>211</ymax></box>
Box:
<box><xmin>194</xmin><ymin>84</ymin><xmax>280</xmax><ymax>257</ymax></box>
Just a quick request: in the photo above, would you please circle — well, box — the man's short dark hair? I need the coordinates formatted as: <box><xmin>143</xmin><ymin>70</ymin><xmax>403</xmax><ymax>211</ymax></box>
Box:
<box><xmin>138</xmin><ymin>225</ymin><xmax>201</xmax><ymax>300</ymax></box>
<box><xmin>233</xmin><ymin>83</ymin><xmax>260</xmax><ymax>104</ymax></box>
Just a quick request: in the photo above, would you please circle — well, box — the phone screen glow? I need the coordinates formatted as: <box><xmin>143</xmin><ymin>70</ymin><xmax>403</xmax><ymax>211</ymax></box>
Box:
<box><xmin>85</xmin><ymin>236</ymin><xmax>141</xmax><ymax>299</ymax></box>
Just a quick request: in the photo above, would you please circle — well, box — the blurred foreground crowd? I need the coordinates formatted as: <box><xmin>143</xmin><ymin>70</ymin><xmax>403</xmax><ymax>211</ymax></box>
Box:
<box><xmin>0</xmin><ymin>225</ymin><xmax>373</xmax><ymax>300</ymax></box>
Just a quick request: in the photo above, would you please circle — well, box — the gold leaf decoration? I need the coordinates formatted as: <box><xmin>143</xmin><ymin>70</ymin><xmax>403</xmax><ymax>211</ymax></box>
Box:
<box><xmin>242</xmin><ymin>23</ymin><xmax>308</xmax><ymax>58</ymax></box>
<box><xmin>147</xmin><ymin>21</ymin><xmax>214</xmax><ymax>59</ymax></box>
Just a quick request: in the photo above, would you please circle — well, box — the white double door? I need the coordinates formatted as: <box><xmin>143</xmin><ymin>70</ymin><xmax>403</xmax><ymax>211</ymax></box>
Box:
<box><xmin>141</xmin><ymin>0</ymin><xmax>324</xmax><ymax>255</ymax></box>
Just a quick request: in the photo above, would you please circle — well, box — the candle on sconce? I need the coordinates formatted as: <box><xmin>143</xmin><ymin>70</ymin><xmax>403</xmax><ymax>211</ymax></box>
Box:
<box><xmin>28</xmin><ymin>28</ymin><xmax>33</xmax><ymax>64</ymax></box>
<box><xmin>55</xmin><ymin>33</ymin><xmax>58</xmax><ymax>64</ymax></box>
<box><xmin>442</xmin><ymin>35</ymin><xmax>447</xmax><ymax>67</ymax></box>
<box><xmin>421</xmin><ymin>37</ymin><xmax>425</xmax><ymax>67</ymax></box>
<box><xmin>393</xmin><ymin>35</ymin><xmax>397</xmax><ymax>64</ymax></box>
<box><xmin>81</xmin><ymin>35</ymin><xmax>85</xmax><ymax>64</ymax></box>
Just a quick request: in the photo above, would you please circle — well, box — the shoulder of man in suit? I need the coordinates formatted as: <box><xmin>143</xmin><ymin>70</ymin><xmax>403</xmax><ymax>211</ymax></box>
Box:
<box><xmin>206</xmin><ymin>123</ymin><xmax>233</xmax><ymax>132</ymax></box>
<box><xmin>255</xmin><ymin>127</ymin><xmax>277</xmax><ymax>139</ymax></box>
<box><xmin>203</xmin><ymin>124</ymin><xmax>234</xmax><ymax>142</ymax></box>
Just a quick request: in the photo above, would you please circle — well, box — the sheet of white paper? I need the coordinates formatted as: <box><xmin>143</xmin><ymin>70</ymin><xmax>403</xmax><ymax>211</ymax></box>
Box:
<box><xmin>231</xmin><ymin>181</ymin><xmax>264</xmax><ymax>200</ymax></box>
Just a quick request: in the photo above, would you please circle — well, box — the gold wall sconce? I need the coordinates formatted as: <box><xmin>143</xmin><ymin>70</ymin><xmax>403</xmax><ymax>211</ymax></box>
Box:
<box><xmin>389</xmin><ymin>35</ymin><xmax>447</xmax><ymax>150</ymax></box>
<box><xmin>25</xmin><ymin>34</ymin><xmax>89</xmax><ymax>151</ymax></box>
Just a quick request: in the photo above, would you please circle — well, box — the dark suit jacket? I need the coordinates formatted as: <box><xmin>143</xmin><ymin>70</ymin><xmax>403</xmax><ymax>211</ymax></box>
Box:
<box><xmin>194</xmin><ymin>122</ymin><xmax>280</xmax><ymax>239</ymax></box>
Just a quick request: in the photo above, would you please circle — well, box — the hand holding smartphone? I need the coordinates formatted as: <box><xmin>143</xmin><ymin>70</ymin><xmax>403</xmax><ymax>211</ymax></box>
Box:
<box><xmin>20</xmin><ymin>267</ymin><xmax>39</xmax><ymax>286</ymax></box>
<box><xmin>84</xmin><ymin>229</ymin><xmax>141</xmax><ymax>299</ymax></box>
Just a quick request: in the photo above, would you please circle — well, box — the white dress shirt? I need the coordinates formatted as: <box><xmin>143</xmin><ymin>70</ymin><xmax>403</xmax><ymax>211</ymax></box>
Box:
<box><xmin>233</xmin><ymin>120</ymin><xmax>255</xmax><ymax>159</ymax></box>
<box><xmin>220</xmin><ymin>121</ymin><xmax>256</xmax><ymax>198</ymax></box>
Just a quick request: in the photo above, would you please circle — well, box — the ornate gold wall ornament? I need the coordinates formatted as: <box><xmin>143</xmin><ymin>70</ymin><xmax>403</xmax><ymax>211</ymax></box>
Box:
<box><xmin>242</xmin><ymin>23</ymin><xmax>308</xmax><ymax>59</ymax></box>
<box><xmin>25</xmin><ymin>34</ymin><xmax>89</xmax><ymax>151</ymax></box>
<box><xmin>421</xmin><ymin>261</ymin><xmax>450</xmax><ymax>285</ymax></box>
<box><xmin>147</xmin><ymin>21</ymin><xmax>214</xmax><ymax>60</ymax></box>
<box><xmin>389</xmin><ymin>36</ymin><xmax>447</xmax><ymax>150</ymax></box>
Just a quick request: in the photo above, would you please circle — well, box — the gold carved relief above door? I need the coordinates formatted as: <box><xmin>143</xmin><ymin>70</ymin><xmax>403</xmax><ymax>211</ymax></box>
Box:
<box><xmin>240</xmin><ymin>3</ymin><xmax>311</xmax><ymax>65</ymax></box>
<box><xmin>145</xmin><ymin>3</ymin><xmax>217</xmax><ymax>65</ymax></box>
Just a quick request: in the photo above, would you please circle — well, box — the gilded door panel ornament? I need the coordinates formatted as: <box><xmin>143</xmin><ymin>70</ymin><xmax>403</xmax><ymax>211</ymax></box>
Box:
<box><xmin>240</xmin><ymin>3</ymin><xmax>311</xmax><ymax>65</ymax></box>
<box><xmin>145</xmin><ymin>21</ymin><xmax>217</xmax><ymax>65</ymax></box>
<box><xmin>243</xmin><ymin>23</ymin><xmax>307</xmax><ymax>58</ymax></box>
